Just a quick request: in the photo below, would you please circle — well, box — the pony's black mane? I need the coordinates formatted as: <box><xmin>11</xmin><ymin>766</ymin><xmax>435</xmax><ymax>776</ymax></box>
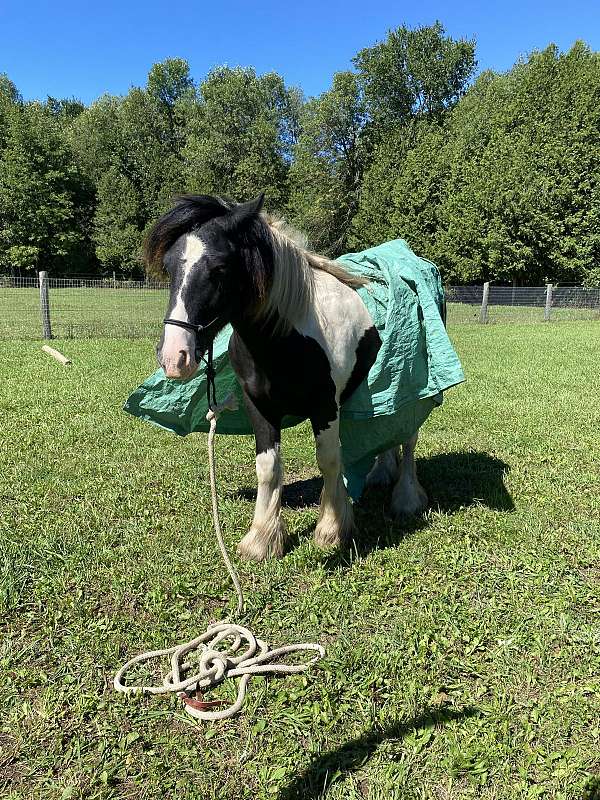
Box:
<box><xmin>144</xmin><ymin>195</ymin><xmax>233</xmax><ymax>276</ymax></box>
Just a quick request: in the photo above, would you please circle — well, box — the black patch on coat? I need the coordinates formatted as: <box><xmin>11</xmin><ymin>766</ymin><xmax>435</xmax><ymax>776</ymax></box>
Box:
<box><xmin>339</xmin><ymin>325</ymin><xmax>381</xmax><ymax>406</ymax></box>
<box><xmin>241</xmin><ymin>388</ymin><xmax>281</xmax><ymax>457</ymax></box>
<box><xmin>228</xmin><ymin>314</ymin><xmax>339</xmax><ymax>443</ymax></box>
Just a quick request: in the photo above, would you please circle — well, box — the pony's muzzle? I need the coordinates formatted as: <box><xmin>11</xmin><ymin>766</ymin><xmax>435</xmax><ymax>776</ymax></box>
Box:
<box><xmin>160</xmin><ymin>348</ymin><xmax>198</xmax><ymax>380</ymax></box>
<box><xmin>159</xmin><ymin>325</ymin><xmax>199</xmax><ymax>380</ymax></box>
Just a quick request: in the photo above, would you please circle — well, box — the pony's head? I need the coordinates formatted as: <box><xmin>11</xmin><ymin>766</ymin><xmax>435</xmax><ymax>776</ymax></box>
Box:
<box><xmin>145</xmin><ymin>193</ymin><xmax>270</xmax><ymax>380</ymax></box>
<box><xmin>145</xmin><ymin>192</ymin><xmax>367</xmax><ymax>380</ymax></box>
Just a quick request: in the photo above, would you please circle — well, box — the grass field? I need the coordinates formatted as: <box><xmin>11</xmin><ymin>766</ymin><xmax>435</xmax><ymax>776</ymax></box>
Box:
<box><xmin>1</xmin><ymin>286</ymin><xmax>598</xmax><ymax>339</ymax></box>
<box><xmin>1</xmin><ymin>322</ymin><xmax>599</xmax><ymax>799</ymax></box>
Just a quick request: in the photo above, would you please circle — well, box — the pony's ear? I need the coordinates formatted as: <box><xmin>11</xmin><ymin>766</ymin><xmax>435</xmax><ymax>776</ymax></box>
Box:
<box><xmin>220</xmin><ymin>193</ymin><xmax>266</xmax><ymax>235</ymax></box>
<box><xmin>234</xmin><ymin>193</ymin><xmax>265</xmax><ymax>217</ymax></box>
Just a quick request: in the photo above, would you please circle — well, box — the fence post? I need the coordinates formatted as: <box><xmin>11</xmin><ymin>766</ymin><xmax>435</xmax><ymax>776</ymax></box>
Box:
<box><xmin>544</xmin><ymin>283</ymin><xmax>553</xmax><ymax>322</ymax></box>
<box><xmin>39</xmin><ymin>270</ymin><xmax>53</xmax><ymax>339</ymax></box>
<box><xmin>480</xmin><ymin>282</ymin><xmax>490</xmax><ymax>324</ymax></box>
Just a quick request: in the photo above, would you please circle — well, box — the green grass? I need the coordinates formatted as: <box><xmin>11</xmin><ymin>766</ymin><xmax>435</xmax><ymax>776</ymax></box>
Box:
<box><xmin>447</xmin><ymin>302</ymin><xmax>599</xmax><ymax>325</ymax></box>
<box><xmin>1</xmin><ymin>323</ymin><xmax>599</xmax><ymax>799</ymax></box>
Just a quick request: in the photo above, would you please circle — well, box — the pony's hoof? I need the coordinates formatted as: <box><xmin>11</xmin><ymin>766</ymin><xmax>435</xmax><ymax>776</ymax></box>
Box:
<box><xmin>237</xmin><ymin>525</ymin><xmax>286</xmax><ymax>561</ymax></box>
<box><xmin>314</xmin><ymin>517</ymin><xmax>356</xmax><ymax>550</ymax></box>
<box><xmin>390</xmin><ymin>483</ymin><xmax>428</xmax><ymax>519</ymax></box>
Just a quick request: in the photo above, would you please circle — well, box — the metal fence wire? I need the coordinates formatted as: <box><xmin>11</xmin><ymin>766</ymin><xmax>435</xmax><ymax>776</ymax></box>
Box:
<box><xmin>446</xmin><ymin>284</ymin><xmax>600</xmax><ymax>324</ymax></box>
<box><xmin>0</xmin><ymin>275</ymin><xmax>599</xmax><ymax>340</ymax></box>
<box><xmin>0</xmin><ymin>275</ymin><xmax>169</xmax><ymax>340</ymax></box>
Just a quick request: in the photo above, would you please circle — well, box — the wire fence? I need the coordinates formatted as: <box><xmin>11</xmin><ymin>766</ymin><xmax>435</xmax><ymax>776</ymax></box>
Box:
<box><xmin>0</xmin><ymin>274</ymin><xmax>599</xmax><ymax>340</ymax></box>
<box><xmin>0</xmin><ymin>275</ymin><xmax>169</xmax><ymax>340</ymax></box>
<box><xmin>447</xmin><ymin>284</ymin><xmax>600</xmax><ymax>324</ymax></box>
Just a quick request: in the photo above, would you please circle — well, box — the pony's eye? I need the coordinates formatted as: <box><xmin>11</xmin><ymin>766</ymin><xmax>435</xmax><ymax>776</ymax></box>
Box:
<box><xmin>210</xmin><ymin>264</ymin><xmax>227</xmax><ymax>279</ymax></box>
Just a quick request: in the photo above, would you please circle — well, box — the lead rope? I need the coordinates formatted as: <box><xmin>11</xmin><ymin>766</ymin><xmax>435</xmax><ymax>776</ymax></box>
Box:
<box><xmin>114</xmin><ymin>363</ymin><xmax>325</xmax><ymax>721</ymax></box>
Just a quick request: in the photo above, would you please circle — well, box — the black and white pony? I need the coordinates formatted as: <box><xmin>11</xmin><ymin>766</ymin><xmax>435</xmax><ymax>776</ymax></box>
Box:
<box><xmin>147</xmin><ymin>194</ymin><xmax>428</xmax><ymax>561</ymax></box>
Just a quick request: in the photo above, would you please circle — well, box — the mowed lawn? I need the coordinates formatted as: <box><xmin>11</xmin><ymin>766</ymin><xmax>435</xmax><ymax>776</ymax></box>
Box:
<box><xmin>1</xmin><ymin>322</ymin><xmax>599</xmax><ymax>800</ymax></box>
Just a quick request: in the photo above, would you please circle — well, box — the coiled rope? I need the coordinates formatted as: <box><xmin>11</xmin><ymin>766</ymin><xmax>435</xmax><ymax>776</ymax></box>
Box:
<box><xmin>114</xmin><ymin>395</ymin><xmax>325</xmax><ymax>721</ymax></box>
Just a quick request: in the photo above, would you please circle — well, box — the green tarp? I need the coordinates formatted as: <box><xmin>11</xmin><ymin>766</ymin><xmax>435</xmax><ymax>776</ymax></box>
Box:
<box><xmin>124</xmin><ymin>239</ymin><xmax>465</xmax><ymax>499</ymax></box>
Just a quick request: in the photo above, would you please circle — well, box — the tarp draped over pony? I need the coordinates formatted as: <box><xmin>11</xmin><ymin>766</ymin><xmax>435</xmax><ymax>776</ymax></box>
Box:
<box><xmin>124</xmin><ymin>239</ymin><xmax>465</xmax><ymax>499</ymax></box>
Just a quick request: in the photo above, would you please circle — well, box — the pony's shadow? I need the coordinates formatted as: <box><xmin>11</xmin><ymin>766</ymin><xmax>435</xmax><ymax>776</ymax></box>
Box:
<box><xmin>324</xmin><ymin>450</ymin><xmax>514</xmax><ymax>567</ymax></box>
<box><xmin>230</xmin><ymin>450</ymin><xmax>514</xmax><ymax>561</ymax></box>
<box><xmin>417</xmin><ymin>450</ymin><xmax>514</xmax><ymax>514</ymax></box>
<box><xmin>277</xmin><ymin>704</ymin><xmax>479</xmax><ymax>800</ymax></box>
<box><xmin>232</xmin><ymin>478</ymin><xmax>322</xmax><ymax>509</ymax></box>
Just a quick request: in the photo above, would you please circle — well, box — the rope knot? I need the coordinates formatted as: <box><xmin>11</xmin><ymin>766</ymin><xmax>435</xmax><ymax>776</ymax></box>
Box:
<box><xmin>115</xmin><ymin>622</ymin><xmax>325</xmax><ymax>720</ymax></box>
<box><xmin>198</xmin><ymin>649</ymin><xmax>228</xmax><ymax>682</ymax></box>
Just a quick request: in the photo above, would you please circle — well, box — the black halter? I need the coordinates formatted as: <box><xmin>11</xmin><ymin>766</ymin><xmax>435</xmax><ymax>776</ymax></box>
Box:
<box><xmin>162</xmin><ymin>317</ymin><xmax>216</xmax><ymax>335</ymax></box>
<box><xmin>163</xmin><ymin>316</ymin><xmax>219</xmax><ymax>408</ymax></box>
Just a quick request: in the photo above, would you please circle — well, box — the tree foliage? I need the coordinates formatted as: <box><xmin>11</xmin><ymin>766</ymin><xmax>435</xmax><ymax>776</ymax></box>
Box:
<box><xmin>292</xmin><ymin>22</ymin><xmax>476</xmax><ymax>255</ymax></box>
<box><xmin>0</xmin><ymin>100</ymin><xmax>90</xmax><ymax>274</ymax></box>
<box><xmin>349</xmin><ymin>23</ymin><xmax>477</xmax><ymax>256</ymax></box>
<box><xmin>184</xmin><ymin>66</ymin><xmax>300</xmax><ymax>207</ymax></box>
<box><xmin>288</xmin><ymin>72</ymin><xmax>367</xmax><ymax>254</ymax></box>
<box><xmin>0</xmin><ymin>33</ymin><xmax>599</xmax><ymax>285</ymax></box>
<box><xmin>355</xmin><ymin>42</ymin><xmax>600</xmax><ymax>284</ymax></box>
<box><xmin>354</xmin><ymin>21</ymin><xmax>476</xmax><ymax>124</ymax></box>
<box><xmin>68</xmin><ymin>61</ymin><xmax>193</xmax><ymax>273</ymax></box>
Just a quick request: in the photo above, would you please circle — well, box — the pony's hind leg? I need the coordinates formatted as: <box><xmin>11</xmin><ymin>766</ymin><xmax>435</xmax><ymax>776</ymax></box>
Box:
<box><xmin>237</xmin><ymin>398</ymin><xmax>287</xmax><ymax>561</ymax></box>
<box><xmin>390</xmin><ymin>433</ymin><xmax>428</xmax><ymax>518</ymax></box>
<box><xmin>312</xmin><ymin>416</ymin><xmax>355</xmax><ymax>549</ymax></box>
<box><xmin>366</xmin><ymin>448</ymin><xmax>400</xmax><ymax>487</ymax></box>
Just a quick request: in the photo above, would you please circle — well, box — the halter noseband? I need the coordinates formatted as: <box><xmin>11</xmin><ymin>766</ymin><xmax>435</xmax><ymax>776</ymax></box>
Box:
<box><xmin>162</xmin><ymin>316</ymin><xmax>219</xmax><ymax>407</ymax></box>
<box><xmin>162</xmin><ymin>316</ymin><xmax>219</xmax><ymax>336</ymax></box>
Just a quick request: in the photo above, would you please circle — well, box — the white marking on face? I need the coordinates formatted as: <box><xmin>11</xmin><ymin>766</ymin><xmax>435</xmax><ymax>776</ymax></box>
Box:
<box><xmin>161</xmin><ymin>234</ymin><xmax>207</xmax><ymax>379</ymax></box>
<box><xmin>170</xmin><ymin>235</ymin><xmax>207</xmax><ymax>323</ymax></box>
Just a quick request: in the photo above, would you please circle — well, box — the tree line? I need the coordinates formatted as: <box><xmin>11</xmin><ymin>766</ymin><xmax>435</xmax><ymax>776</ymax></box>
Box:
<box><xmin>1</xmin><ymin>22</ymin><xmax>599</xmax><ymax>286</ymax></box>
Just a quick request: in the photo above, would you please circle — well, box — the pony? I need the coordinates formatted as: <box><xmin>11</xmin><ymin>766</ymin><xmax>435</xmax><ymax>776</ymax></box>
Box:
<box><xmin>145</xmin><ymin>193</ymin><xmax>429</xmax><ymax>561</ymax></box>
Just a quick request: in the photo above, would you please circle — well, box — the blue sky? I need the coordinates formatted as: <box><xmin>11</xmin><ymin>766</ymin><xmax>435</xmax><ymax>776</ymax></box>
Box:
<box><xmin>1</xmin><ymin>0</ymin><xmax>599</xmax><ymax>103</ymax></box>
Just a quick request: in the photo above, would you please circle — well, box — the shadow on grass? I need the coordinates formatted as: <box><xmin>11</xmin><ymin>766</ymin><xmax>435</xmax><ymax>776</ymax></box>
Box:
<box><xmin>231</xmin><ymin>477</ymin><xmax>322</xmax><ymax>509</ymax></box>
<box><xmin>233</xmin><ymin>451</ymin><xmax>512</xmax><ymax>511</ymax></box>
<box><xmin>278</xmin><ymin>705</ymin><xmax>479</xmax><ymax>800</ymax></box>
<box><xmin>233</xmin><ymin>451</ymin><xmax>513</xmax><ymax>513</ymax></box>
<box><xmin>417</xmin><ymin>451</ymin><xmax>514</xmax><ymax>515</ymax></box>
<box><xmin>232</xmin><ymin>450</ymin><xmax>513</xmax><ymax>561</ymax></box>
<box><xmin>320</xmin><ymin>450</ymin><xmax>514</xmax><ymax>568</ymax></box>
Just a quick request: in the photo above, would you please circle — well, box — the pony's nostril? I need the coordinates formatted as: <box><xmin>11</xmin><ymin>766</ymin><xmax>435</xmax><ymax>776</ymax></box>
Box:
<box><xmin>176</xmin><ymin>350</ymin><xmax>189</xmax><ymax>369</ymax></box>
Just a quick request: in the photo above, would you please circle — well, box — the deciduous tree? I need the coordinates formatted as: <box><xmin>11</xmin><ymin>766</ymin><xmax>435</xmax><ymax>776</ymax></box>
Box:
<box><xmin>0</xmin><ymin>102</ymin><xmax>89</xmax><ymax>274</ymax></box>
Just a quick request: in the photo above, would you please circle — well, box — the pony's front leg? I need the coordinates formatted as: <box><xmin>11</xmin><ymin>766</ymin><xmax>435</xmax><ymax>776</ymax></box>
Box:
<box><xmin>237</xmin><ymin>397</ymin><xmax>287</xmax><ymax>561</ymax></box>
<box><xmin>312</xmin><ymin>415</ymin><xmax>355</xmax><ymax>549</ymax></box>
